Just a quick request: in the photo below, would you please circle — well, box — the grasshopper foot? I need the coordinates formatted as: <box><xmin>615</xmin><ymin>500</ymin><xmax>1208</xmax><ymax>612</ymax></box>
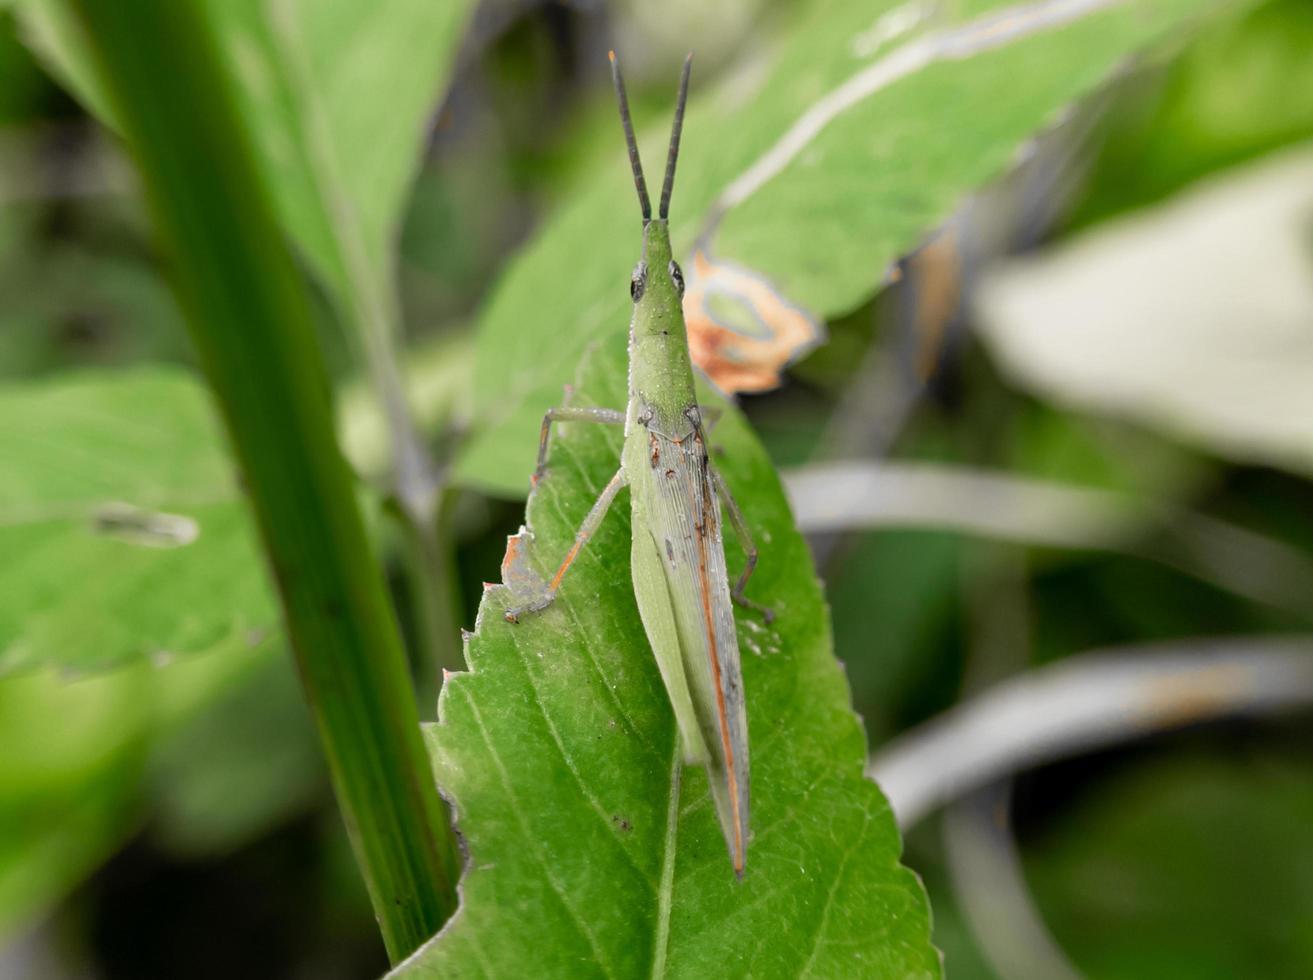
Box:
<box><xmin>504</xmin><ymin>590</ymin><xmax>556</xmax><ymax>624</ymax></box>
<box><xmin>500</xmin><ymin>528</ymin><xmax>557</xmax><ymax>623</ymax></box>
<box><xmin>733</xmin><ymin>592</ymin><xmax>774</xmax><ymax>624</ymax></box>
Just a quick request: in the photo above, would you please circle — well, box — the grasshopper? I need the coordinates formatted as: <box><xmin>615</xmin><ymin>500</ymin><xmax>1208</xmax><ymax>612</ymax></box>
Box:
<box><xmin>504</xmin><ymin>53</ymin><xmax>771</xmax><ymax>875</ymax></box>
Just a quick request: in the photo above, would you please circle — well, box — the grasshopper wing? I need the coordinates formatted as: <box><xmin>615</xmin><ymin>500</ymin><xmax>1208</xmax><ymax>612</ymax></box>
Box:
<box><xmin>630</xmin><ymin>522</ymin><xmax>712</xmax><ymax>768</ymax></box>
<box><xmin>627</xmin><ymin>424</ymin><xmax>750</xmax><ymax>872</ymax></box>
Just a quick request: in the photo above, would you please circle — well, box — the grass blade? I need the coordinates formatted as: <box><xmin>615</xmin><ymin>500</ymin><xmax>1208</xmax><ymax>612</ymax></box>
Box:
<box><xmin>59</xmin><ymin>0</ymin><xmax>458</xmax><ymax>961</ymax></box>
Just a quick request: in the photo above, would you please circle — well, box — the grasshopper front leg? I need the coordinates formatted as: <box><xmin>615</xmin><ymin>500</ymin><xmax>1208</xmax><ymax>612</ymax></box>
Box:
<box><xmin>504</xmin><ymin>467</ymin><xmax>628</xmax><ymax>623</ymax></box>
<box><xmin>533</xmin><ymin>406</ymin><xmax>625</xmax><ymax>485</ymax></box>
<box><xmin>699</xmin><ymin>404</ymin><xmax>723</xmax><ymax>434</ymax></box>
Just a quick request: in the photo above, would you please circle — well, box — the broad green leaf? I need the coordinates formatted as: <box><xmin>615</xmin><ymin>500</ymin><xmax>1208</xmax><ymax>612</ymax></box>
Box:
<box><xmin>0</xmin><ymin>338</ymin><xmax>467</xmax><ymax>678</ymax></box>
<box><xmin>0</xmin><ymin>368</ymin><xmax>275</xmax><ymax>674</ymax></box>
<box><xmin>976</xmin><ymin>143</ymin><xmax>1313</xmax><ymax>478</ymax></box>
<box><xmin>457</xmin><ymin>0</ymin><xmax>1220</xmax><ymax>495</ymax></box>
<box><xmin>396</xmin><ymin>345</ymin><xmax>938</xmax><ymax>978</ymax></box>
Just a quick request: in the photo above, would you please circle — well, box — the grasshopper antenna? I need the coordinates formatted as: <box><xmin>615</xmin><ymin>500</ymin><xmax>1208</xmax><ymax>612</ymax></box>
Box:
<box><xmin>609</xmin><ymin>51</ymin><xmax>651</xmax><ymax>221</ymax></box>
<box><xmin>659</xmin><ymin>53</ymin><xmax>692</xmax><ymax>221</ymax></box>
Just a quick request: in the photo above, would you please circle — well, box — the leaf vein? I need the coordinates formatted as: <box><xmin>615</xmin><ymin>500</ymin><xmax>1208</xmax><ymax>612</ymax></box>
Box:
<box><xmin>797</xmin><ymin>801</ymin><xmax>874</xmax><ymax>978</ymax></box>
<box><xmin>459</xmin><ymin>685</ymin><xmax>617</xmax><ymax>978</ymax></box>
<box><xmin>512</xmin><ymin>631</ymin><xmax>660</xmax><ymax>891</ymax></box>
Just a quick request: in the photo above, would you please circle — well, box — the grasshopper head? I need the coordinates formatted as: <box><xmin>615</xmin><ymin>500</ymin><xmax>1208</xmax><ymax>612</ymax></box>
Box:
<box><xmin>630</xmin><ymin>220</ymin><xmax>684</xmax><ymax>309</ymax></box>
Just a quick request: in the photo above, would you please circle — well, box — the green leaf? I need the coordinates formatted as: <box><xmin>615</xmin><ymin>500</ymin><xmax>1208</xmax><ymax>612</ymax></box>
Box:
<box><xmin>457</xmin><ymin>0</ymin><xmax>1220</xmax><ymax>495</ymax></box>
<box><xmin>0</xmin><ymin>368</ymin><xmax>275</xmax><ymax>674</ymax></box>
<box><xmin>396</xmin><ymin>345</ymin><xmax>938</xmax><ymax>978</ymax></box>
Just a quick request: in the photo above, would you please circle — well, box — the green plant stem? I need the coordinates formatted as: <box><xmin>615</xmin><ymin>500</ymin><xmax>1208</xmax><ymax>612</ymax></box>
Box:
<box><xmin>266</xmin><ymin>0</ymin><xmax>460</xmax><ymax>685</ymax></box>
<box><xmin>64</xmin><ymin>0</ymin><xmax>458</xmax><ymax>961</ymax></box>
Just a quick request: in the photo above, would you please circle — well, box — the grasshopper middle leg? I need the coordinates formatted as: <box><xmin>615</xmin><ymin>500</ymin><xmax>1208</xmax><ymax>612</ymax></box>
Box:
<box><xmin>710</xmin><ymin>463</ymin><xmax>774</xmax><ymax>624</ymax></box>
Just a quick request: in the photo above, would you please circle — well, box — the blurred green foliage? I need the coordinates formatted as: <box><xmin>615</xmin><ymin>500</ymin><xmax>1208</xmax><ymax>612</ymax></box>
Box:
<box><xmin>1074</xmin><ymin>0</ymin><xmax>1313</xmax><ymax>226</ymax></box>
<box><xmin>1031</xmin><ymin>743</ymin><xmax>1313</xmax><ymax>978</ymax></box>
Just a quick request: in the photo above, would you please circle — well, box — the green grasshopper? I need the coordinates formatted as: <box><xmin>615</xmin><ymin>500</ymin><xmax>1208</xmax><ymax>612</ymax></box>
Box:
<box><xmin>503</xmin><ymin>52</ymin><xmax>771</xmax><ymax>875</ymax></box>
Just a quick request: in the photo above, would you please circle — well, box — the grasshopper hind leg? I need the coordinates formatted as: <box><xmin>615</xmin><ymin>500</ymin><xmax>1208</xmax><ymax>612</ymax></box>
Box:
<box><xmin>504</xmin><ymin>467</ymin><xmax>628</xmax><ymax>623</ymax></box>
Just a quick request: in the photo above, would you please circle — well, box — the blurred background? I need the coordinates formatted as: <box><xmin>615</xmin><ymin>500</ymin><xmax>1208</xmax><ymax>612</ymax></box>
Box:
<box><xmin>3</xmin><ymin>0</ymin><xmax>1313</xmax><ymax>977</ymax></box>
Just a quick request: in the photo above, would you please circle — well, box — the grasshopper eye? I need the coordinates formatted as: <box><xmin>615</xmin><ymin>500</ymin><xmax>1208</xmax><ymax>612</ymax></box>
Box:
<box><xmin>630</xmin><ymin>262</ymin><xmax>647</xmax><ymax>302</ymax></box>
<box><xmin>669</xmin><ymin>260</ymin><xmax>685</xmax><ymax>297</ymax></box>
